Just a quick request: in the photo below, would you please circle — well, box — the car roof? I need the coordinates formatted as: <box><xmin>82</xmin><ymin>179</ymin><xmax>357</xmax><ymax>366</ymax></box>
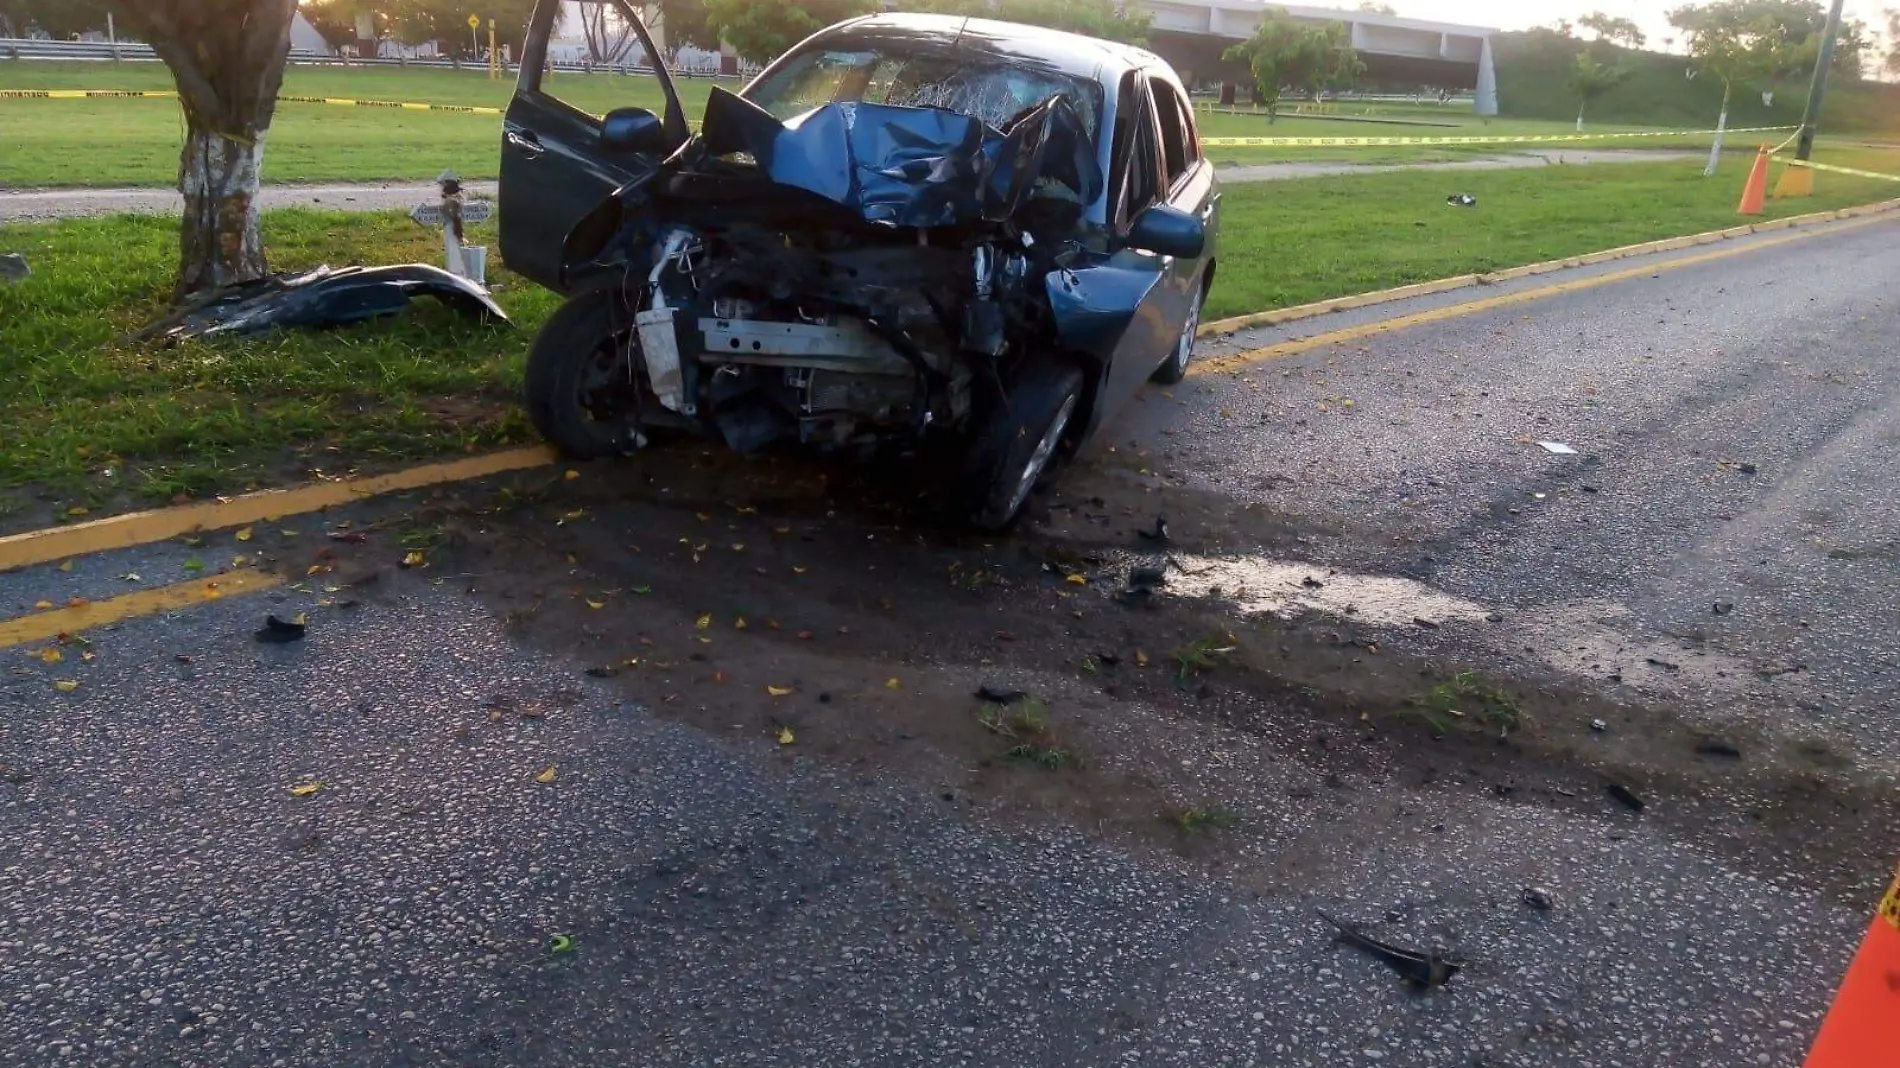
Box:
<box><xmin>802</xmin><ymin>11</ymin><xmax>1165</xmax><ymax>86</ymax></box>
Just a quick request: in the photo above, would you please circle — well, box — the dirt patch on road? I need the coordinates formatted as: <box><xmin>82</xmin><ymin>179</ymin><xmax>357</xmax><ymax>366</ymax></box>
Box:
<box><xmin>293</xmin><ymin>446</ymin><xmax>1900</xmax><ymax>906</ymax></box>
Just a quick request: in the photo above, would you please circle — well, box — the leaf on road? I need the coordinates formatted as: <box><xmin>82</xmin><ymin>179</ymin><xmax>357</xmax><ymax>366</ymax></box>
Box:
<box><xmin>36</xmin><ymin>647</ymin><xmax>62</xmax><ymax>664</ymax></box>
<box><xmin>183</xmin><ymin>559</ymin><xmax>204</xmax><ymax>573</ymax></box>
<box><xmin>289</xmin><ymin>781</ymin><xmax>323</xmax><ymax>797</ymax></box>
<box><xmin>53</xmin><ymin>680</ymin><xmax>79</xmax><ymax>693</ymax></box>
<box><xmin>67</xmin><ymin>505</ymin><xmax>88</xmax><ymax>517</ymax></box>
<box><xmin>558</xmin><ymin>508</ymin><xmax>587</xmax><ymax>525</ymax></box>
<box><xmin>585</xmin><ymin>598</ymin><xmax>606</xmax><ymax>610</ymax></box>
<box><xmin>56</xmin><ymin>560</ymin><xmax>72</xmax><ymax>573</ymax></box>
<box><xmin>534</xmin><ymin>765</ymin><xmax>557</xmax><ymax>784</ymax></box>
<box><xmin>549</xmin><ymin>933</ymin><xmax>575</xmax><ymax>954</ymax></box>
<box><xmin>777</xmin><ymin>725</ymin><xmax>795</xmax><ymax>745</ymax></box>
<box><xmin>33</xmin><ymin>600</ymin><xmax>53</xmax><ymax>611</ymax></box>
<box><xmin>730</xmin><ymin>543</ymin><xmax>745</xmax><ymax>552</ymax></box>
<box><xmin>564</xmin><ymin>469</ymin><xmax>580</xmax><ymax>481</ymax></box>
<box><xmin>885</xmin><ymin>677</ymin><xmax>901</xmax><ymax>691</ymax></box>
<box><xmin>235</xmin><ymin>527</ymin><xmax>254</xmax><ymax>542</ymax></box>
<box><xmin>733</xmin><ymin>617</ymin><xmax>747</xmax><ymax>630</ymax></box>
<box><xmin>631</xmin><ymin>586</ymin><xmax>651</xmax><ymax>595</ymax></box>
<box><xmin>306</xmin><ymin>564</ymin><xmax>328</xmax><ymax>576</ymax></box>
<box><xmin>1066</xmin><ymin>574</ymin><xmax>1088</xmax><ymax>585</ymax></box>
<box><xmin>796</xmin><ymin>630</ymin><xmax>813</xmax><ymax>640</ymax></box>
<box><xmin>766</xmin><ymin>685</ymin><xmax>792</xmax><ymax>697</ymax></box>
<box><xmin>1135</xmin><ymin>649</ymin><xmax>1150</xmax><ymax>667</ymax></box>
<box><xmin>792</xmin><ymin>566</ymin><xmax>807</xmax><ymax>575</ymax></box>
<box><xmin>695</xmin><ymin>613</ymin><xmax>712</xmax><ymax>630</ymax></box>
<box><xmin>230</xmin><ymin>556</ymin><xmax>248</xmax><ymax>569</ymax></box>
<box><xmin>119</xmin><ymin>571</ymin><xmax>141</xmax><ymax>582</ymax></box>
<box><xmin>401</xmin><ymin>551</ymin><xmax>426</xmax><ymax>568</ymax></box>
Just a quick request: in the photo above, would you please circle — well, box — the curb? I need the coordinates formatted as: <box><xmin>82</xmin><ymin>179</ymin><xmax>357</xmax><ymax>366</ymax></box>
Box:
<box><xmin>1198</xmin><ymin>196</ymin><xmax>1900</xmax><ymax>339</ymax></box>
<box><xmin>0</xmin><ymin>446</ymin><xmax>555</xmax><ymax>573</ymax></box>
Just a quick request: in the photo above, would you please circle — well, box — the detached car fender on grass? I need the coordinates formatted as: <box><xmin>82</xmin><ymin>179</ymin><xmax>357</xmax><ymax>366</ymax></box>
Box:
<box><xmin>499</xmin><ymin>5</ymin><xmax>1220</xmax><ymax>529</ymax></box>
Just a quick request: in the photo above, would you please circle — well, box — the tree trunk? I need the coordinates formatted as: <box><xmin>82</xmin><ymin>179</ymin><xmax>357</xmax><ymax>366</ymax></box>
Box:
<box><xmin>1576</xmin><ymin>100</ymin><xmax>1586</xmax><ymax>132</ymax></box>
<box><xmin>108</xmin><ymin>0</ymin><xmax>295</xmax><ymax>301</ymax></box>
<box><xmin>177</xmin><ymin>118</ymin><xmax>267</xmax><ymax>299</ymax></box>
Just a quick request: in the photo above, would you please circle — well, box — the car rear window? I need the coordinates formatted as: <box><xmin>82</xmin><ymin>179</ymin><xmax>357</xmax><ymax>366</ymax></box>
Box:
<box><xmin>745</xmin><ymin>47</ymin><xmax>1103</xmax><ymax>141</ymax></box>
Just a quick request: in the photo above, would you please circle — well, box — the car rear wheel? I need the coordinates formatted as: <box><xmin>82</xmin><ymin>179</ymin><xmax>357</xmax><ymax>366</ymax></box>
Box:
<box><xmin>523</xmin><ymin>288</ymin><xmax>649</xmax><ymax>459</ymax></box>
<box><xmin>963</xmin><ymin>360</ymin><xmax>1085</xmax><ymax>531</ymax></box>
<box><xmin>1150</xmin><ymin>286</ymin><xmax>1204</xmax><ymax>385</ymax></box>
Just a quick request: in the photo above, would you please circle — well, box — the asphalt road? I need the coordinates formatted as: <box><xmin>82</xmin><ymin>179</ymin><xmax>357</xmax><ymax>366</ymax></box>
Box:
<box><xmin>0</xmin><ymin>152</ymin><xmax>1699</xmax><ymax>221</ymax></box>
<box><xmin>3</xmin><ymin>212</ymin><xmax>1897</xmax><ymax>1068</ymax></box>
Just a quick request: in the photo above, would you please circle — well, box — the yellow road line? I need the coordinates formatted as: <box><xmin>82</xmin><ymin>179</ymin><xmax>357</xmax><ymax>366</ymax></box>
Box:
<box><xmin>0</xmin><ymin>446</ymin><xmax>555</xmax><ymax>573</ymax></box>
<box><xmin>1190</xmin><ymin>211</ymin><xmax>1896</xmax><ymax>377</ymax></box>
<box><xmin>0</xmin><ymin>571</ymin><xmax>283</xmax><ymax>650</ymax></box>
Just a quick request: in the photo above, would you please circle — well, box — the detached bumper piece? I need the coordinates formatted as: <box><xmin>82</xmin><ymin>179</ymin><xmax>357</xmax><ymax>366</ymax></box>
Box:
<box><xmin>160</xmin><ymin>264</ymin><xmax>510</xmax><ymax>341</ymax></box>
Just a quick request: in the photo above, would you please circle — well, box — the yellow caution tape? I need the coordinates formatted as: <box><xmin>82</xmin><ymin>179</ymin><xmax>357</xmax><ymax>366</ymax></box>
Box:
<box><xmin>1199</xmin><ymin>126</ymin><xmax>1795</xmax><ymax>148</ymax></box>
<box><xmin>2</xmin><ymin>90</ymin><xmax>1802</xmax><ymax>151</ymax></box>
<box><xmin>1784</xmin><ymin>157</ymin><xmax>1900</xmax><ymax>183</ymax></box>
<box><xmin>0</xmin><ymin>87</ymin><xmax>502</xmax><ymax>114</ymax></box>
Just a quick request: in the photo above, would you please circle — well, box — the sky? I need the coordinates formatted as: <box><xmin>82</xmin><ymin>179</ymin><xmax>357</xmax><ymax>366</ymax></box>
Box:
<box><xmin>1382</xmin><ymin>0</ymin><xmax>1892</xmax><ymax>51</ymax></box>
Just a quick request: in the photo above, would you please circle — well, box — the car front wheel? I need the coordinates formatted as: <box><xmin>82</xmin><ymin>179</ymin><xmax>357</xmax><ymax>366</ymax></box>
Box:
<box><xmin>523</xmin><ymin>288</ymin><xmax>648</xmax><ymax>459</ymax></box>
<box><xmin>962</xmin><ymin>360</ymin><xmax>1085</xmax><ymax>531</ymax></box>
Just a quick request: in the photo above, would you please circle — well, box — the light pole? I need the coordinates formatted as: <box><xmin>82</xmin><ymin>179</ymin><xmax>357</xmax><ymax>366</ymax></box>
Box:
<box><xmin>1794</xmin><ymin>0</ymin><xmax>1847</xmax><ymax>161</ymax></box>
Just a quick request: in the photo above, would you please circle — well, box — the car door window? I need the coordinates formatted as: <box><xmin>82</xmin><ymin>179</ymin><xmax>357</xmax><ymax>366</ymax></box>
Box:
<box><xmin>1113</xmin><ymin>80</ymin><xmax>1164</xmax><ymax>230</ymax></box>
<box><xmin>1148</xmin><ymin>77</ymin><xmax>1198</xmax><ymax>188</ymax></box>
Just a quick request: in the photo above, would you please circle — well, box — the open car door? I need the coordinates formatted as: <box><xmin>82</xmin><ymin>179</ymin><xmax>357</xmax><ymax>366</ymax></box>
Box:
<box><xmin>499</xmin><ymin>0</ymin><xmax>690</xmax><ymax>292</ymax></box>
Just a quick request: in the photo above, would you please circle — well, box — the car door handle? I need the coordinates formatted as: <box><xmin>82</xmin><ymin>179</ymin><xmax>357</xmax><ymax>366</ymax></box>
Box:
<box><xmin>506</xmin><ymin>129</ymin><xmax>544</xmax><ymax>157</ymax></box>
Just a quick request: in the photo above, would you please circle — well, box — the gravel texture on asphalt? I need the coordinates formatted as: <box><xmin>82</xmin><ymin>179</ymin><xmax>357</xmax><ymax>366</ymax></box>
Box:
<box><xmin>3</xmin><ymin>209</ymin><xmax>1893</xmax><ymax>1068</ymax></box>
<box><xmin>0</xmin><ymin>569</ymin><xmax>1861</xmax><ymax>1068</ymax></box>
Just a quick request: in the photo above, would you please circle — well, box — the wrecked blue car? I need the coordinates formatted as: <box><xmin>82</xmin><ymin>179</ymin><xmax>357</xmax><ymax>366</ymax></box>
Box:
<box><xmin>499</xmin><ymin>7</ymin><xmax>1220</xmax><ymax>528</ymax></box>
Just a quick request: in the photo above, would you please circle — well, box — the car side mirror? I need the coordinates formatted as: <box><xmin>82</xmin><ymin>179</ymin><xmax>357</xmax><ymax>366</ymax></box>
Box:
<box><xmin>1124</xmin><ymin>203</ymin><xmax>1205</xmax><ymax>259</ymax></box>
<box><xmin>600</xmin><ymin>107</ymin><xmax>669</xmax><ymax>154</ymax></box>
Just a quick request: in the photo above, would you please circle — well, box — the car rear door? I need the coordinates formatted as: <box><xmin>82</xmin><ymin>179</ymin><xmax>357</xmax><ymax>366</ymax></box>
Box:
<box><xmin>499</xmin><ymin>0</ymin><xmax>690</xmax><ymax>292</ymax></box>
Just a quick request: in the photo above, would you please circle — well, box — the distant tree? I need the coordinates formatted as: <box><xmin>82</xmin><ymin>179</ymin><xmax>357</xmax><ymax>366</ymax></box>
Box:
<box><xmin>1568</xmin><ymin>52</ymin><xmax>1628</xmax><ymax>129</ymax></box>
<box><xmin>0</xmin><ymin>0</ymin><xmax>111</xmax><ymax>38</ymax></box>
<box><xmin>1223</xmin><ymin>7</ymin><xmax>1362</xmax><ymax>122</ymax></box>
<box><xmin>1887</xmin><ymin>9</ymin><xmax>1900</xmax><ymax>77</ymax></box>
<box><xmin>703</xmin><ymin>0</ymin><xmax>876</xmax><ymax>64</ymax></box>
<box><xmin>578</xmin><ymin>1</ymin><xmax>638</xmax><ymax>63</ymax></box>
<box><xmin>1355</xmin><ymin>2</ymin><xmax>1396</xmax><ymax>13</ymax></box>
<box><xmin>1578</xmin><ymin>11</ymin><xmax>1647</xmax><ymax>48</ymax></box>
<box><xmin>653</xmin><ymin>0</ymin><xmax>721</xmax><ymax>52</ymax></box>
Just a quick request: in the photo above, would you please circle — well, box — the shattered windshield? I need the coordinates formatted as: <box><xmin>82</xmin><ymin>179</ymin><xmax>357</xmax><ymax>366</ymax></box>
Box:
<box><xmin>744</xmin><ymin>47</ymin><xmax>1103</xmax><ymax>142</ymax></box>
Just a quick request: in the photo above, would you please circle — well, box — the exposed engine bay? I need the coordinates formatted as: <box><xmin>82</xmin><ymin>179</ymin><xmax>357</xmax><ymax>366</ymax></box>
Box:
<box><xmin>570</xmin><ymin>86</ymin><xmax>1107</xmax><ymax>457</ymax></box>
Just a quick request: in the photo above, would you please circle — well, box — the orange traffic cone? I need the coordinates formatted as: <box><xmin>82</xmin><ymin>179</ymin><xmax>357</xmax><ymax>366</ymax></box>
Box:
<box><xmin>1802</xmin><ymin>863</ymin><xmax>1900</xmax><ymax>1067</ymax></box>
<box><xmin>1738</xmin><ymin>146</ymin><xmax>1770</xmax><ymax>216</ymax></box>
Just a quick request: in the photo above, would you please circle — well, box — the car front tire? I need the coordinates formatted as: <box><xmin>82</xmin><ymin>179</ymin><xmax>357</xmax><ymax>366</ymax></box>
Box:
<box><xmin>963</xmin><ymin>360</ymin><xmax>1085</xmax><ymax>531</ymax></box>
<box><xmin>523</xmin><ymin>288</ymin><xmax>644</xmax><ymax>459</ymax></box>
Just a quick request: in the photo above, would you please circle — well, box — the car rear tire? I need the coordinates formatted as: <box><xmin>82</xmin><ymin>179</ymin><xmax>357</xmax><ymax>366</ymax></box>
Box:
<box><xmin>963</xmin><ymin>360</ymin><xmax>1085</xmax><ymax>531</ymax></box>
<box><xmin>1150</xmin><ymin>285</ymin><xmax>1204</xmax><ymax>385</ymax></box>
<box><xmin>523</xmin><ymin>288</ymin><xmax>646</xmax><ymax>459</ymax></box>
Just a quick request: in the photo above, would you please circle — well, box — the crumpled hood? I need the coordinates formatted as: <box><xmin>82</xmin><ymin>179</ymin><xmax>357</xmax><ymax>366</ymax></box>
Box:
<box><xmin>696</xmin><ymin>86</ymin><xmax>1102</xmax><ymax>229</ymax></box>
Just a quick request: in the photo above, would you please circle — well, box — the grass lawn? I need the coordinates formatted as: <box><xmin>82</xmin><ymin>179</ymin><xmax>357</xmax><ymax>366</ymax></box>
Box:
<box><xmin>2</xmin><ymin>153</ymin><xmax>1895</xmax><ymax>522</ymax></box>
<box><xmin>0</xmin><ymin>59</ymin><xmax>1767</xmax><ymax>187</ymax></box>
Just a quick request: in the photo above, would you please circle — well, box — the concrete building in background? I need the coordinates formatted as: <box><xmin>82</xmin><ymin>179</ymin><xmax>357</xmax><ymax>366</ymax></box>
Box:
<box><xmin>1136</xmin><ymin>0</ymin><xmax>1498</xmax><ymax>114</ymax></box>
